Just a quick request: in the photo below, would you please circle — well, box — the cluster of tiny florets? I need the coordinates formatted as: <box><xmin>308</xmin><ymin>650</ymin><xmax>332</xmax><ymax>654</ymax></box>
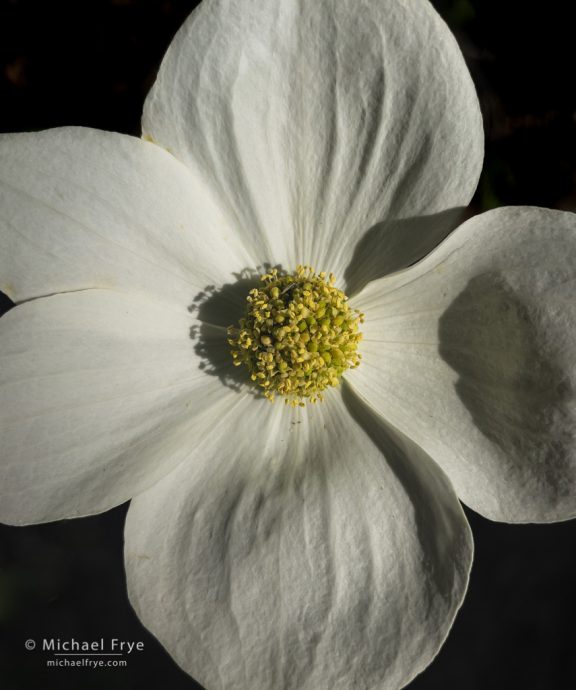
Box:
<box><xmin>227</xmin><ymin>266</ymin><xmax>364</xmax><ymax>406</ymax></box>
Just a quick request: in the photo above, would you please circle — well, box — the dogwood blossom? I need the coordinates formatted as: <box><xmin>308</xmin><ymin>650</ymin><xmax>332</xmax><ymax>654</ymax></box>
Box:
<box><xmin>1</xmin><ymin>1</ymin><xmax>575</xmax><ymax>689</ymax></box>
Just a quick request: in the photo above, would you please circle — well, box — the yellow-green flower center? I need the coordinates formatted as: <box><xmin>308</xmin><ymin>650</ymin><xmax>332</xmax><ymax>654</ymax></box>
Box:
<box><xmin>227</xmin><ymin>266</ymin><xmax>363</xmax><ymax>406</ymax></box>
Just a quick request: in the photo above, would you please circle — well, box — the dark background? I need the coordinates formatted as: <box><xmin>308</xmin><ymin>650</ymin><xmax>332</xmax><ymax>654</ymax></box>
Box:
<box><xmin>0</xmin><ymin>1</ymin><xmax>575</xmax><ymax>688</ymax></box>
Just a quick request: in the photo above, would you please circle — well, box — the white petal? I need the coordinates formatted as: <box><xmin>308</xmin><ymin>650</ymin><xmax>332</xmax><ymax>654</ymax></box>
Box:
<box><xmin>351</xmin><ymin>207</ymin><xmax>576</xmax><ymax>523</ymax></box>
<box><xmin>0</xmin><ymin>127</ymin><xmax>251</xmax><ymax>305</ymax></box>
<box><xmin>143</xmin><ymin>0</ymin><xmax>483</xmax><ymax>279</ymax></box>
<box><xmin>125</xmin><ymin>384</ymin><xmax>472</xmax><ymax>690</ymax></box>
<box><xmin>0</xmin><ymin>289</ymin><xmax>238</xmax><ymax>525</ymax></box>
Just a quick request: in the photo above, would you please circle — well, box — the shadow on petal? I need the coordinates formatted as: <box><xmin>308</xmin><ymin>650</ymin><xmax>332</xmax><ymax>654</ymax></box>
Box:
<box><xmin>344</xmin><ymin>208</ymin><xmax>466</xmax><ymax>297</ymax></box>
<box><xmin>188</xmin><ymin>266</ymin><xmax>283</xmax><ymax>398</ymax></box>
<box><xmin>0</xmin><ymin>291</ymin><xmax>13</xmax><ymax>318</ymax></box>
<box><xmin>342</xmin><ymin>381</ymin><xmax>467</xmax><ymax>598</ymax></box>
<box><xmin>438</xmin><ymin>272</ymin><xmax>573</xmax><ymax>494</ymax></box>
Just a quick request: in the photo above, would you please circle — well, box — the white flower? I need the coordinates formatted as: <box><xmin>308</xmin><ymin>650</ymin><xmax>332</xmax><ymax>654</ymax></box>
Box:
<box><xmin>0</xmin><ymin>1</ymin><xmax>575</xmax><ymax>689</ymax></box>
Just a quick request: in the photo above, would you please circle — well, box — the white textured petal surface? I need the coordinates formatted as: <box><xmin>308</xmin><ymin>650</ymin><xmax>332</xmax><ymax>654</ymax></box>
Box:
<box><xmin>0</xmin><ymin>127</ymin><xmax>251</xmax><ymax>305</ymax></box>
<box><xmin>0</xmin><ymin>289</ymin><xmax>237</xmax><ymax>524</ymax></box>
<box><xmin>143</xmin><ymin>0</ymin><xmax>483</xmax><ymax>279</ymax></box>
<box><xmin>125</xmin><ymin>384</ymin><xmax>472</xmax><ymax>690</ymax></box>
<box><xmin>351</xmin><ymin>207</ymin><xmax>576</xmax><ymax>523</ymax></box>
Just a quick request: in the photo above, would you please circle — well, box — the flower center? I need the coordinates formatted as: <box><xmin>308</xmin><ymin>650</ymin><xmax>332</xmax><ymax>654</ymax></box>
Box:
<box><xmin>227</xmin><ymin>266</ymin><xmax>363</xmax><ymax>406</ymax></box>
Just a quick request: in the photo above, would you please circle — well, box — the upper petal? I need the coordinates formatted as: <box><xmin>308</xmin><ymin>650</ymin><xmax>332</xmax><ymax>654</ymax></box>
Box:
<box><xmin>0</xmin><ymin>288</ymin><xmax>238</xmax><ymax>524</ymax></box>
<box><xmin>350</xmin><ymin>207</ymin><xmax>576</xmax><ymax>523</ymax></box>
<box><xmin>143</xmin><ymin>0</ymin><xmax>483</xmax><ymax>277</ymax></box>
<box><xmin>125</xmin><ymin>384</ymin><xmax>472</xmax><ymax>690</ymax></box>
<box><xmin>0</xmin><ymin>126</ymin><xmax>251</xmax><ymax>305</ymax></box>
